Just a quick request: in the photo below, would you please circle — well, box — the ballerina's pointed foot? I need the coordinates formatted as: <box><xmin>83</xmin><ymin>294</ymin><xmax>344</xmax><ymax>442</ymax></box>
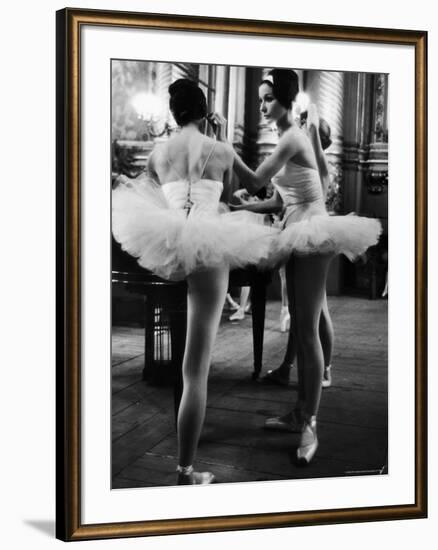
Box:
<box><xmin>296</xmin><ymin>416</ymin><xmax>318</xmax><ymax>466</ymax></box>
<box><xmin>229</xmin><ymin>308</ymin><xmax>245</xmax><ymax>321</ymax></box>
<box><xmin>264</xmin><ymin>408</ymin><xmax>303</xmax><ymax>433</ymax></box>
<box><xmin>177</xmin><ymin>465</ymin><xmax>215</xmax><ymax>485</ymax></box>
<box><xmin>322</xmin><ymin>365</ymin><xmax>332</xmax><ymax>388</ymax></box>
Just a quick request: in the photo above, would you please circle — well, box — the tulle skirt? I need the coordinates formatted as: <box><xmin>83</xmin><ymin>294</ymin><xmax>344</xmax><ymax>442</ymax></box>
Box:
<box><xmin>277</xmin><ymin>199</ymin><xmax>382</xmax><ymax>261</ymax></box>
<box><xmin>112</xmin><ymin>178</ymin><xmax>279</xmax><ymax>281</ymax></box>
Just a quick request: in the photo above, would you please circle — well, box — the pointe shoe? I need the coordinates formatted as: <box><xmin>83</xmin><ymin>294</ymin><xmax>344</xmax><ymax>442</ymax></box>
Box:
<box><xmin>177</xmin><ymin>465</ymin><xmax>215</xmax><ymax>485</ymax></box>
<box><xmin>229</xmin><ymin>308</ymin><xmax>245</xmax><ymax>321</ymax></box>
<box><xmin>264</xmin><ymin>408</ymin><xmax>303</xmax><ymax>433</ymax></box>
<box><xmin>262</xmin><ymin>363</ymin><xmax>292</xmax><ymax>386</ymax></box>
<box><xmin>279</xmin><ymin>307</ymin><xmax>291</xmax><ymax>332</ymax></box>
<box><xmin>296</xmin><ymin>416</ymin><xmax>318</xmax><ymax>466</ymax></box>
<box><xmin>322</xmin><ymin>366</ymin><xmax>332</xmax><ymax>388</ymax></box>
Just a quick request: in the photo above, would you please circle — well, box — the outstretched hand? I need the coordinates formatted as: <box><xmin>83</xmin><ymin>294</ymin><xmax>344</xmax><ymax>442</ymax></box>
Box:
<box><xmin>233</xmin><ymin>188</ymin><xmax>251</xmax><ymax>204</ymax></box>
<box><xmin>207</xmin><ymin>111</ymin><xmax>228</xmax><ymax>141</ymax></box>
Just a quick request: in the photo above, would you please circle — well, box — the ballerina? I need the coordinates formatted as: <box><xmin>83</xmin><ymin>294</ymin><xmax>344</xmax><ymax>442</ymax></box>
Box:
<box><xmin>264</xmin><ymin>106</ymin><xmax>334</xmax><ymax>389</ymax></box>
<box><xmin>113</xmin><ymin>78</ymin><xmax>279</xmax><ymax>484</ymax></box>
<box><xmin>211</xmin><ymin>69</ymin><xmax>381</xmax><ymax>465</ymax></box>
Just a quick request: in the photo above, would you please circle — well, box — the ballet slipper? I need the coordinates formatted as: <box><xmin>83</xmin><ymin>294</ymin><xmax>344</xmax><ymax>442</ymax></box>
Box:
<box><xmin>296</xmin><ymin>415</ymin><xmax>318</xmax><ymax>466</ymax></box>
<box><xmin>322</xmin><ymin>365</ymin><xmax>332</xmax><ymax>388</ymax></box>
<box><xmin>229</xmin><ymin>308</ymin><xmax>245</xmax><ymax>321</ymax></box>
<box><xmin>176</xmin><ymin>465</ymin><xmax>215</xmax><ymax>485</ymax></box>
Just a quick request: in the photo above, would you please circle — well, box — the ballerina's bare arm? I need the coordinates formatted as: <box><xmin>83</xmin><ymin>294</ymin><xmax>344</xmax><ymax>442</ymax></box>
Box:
<box><xmin>306</xmin><ymin>103</ymin><xmax>329</xmax><ymax>196</ymax></box>
<box><xmin>231</xmin><ymin>130</ymin><xmax>301</xmax><ymax>194</ymax></box>
<box><xmin>209</xmin><ymin>111</ymin><xmax>301</xmax><ymax>194</ymax></box>
<box><xmin>230</xmin><ymin>189</ymin><xmax>284</xmax><ymax>214</ymax></box>
<box><xmin>308</xmin><ymin>124</ymin><xmax>329</xmax><ymax>197</ymax></box>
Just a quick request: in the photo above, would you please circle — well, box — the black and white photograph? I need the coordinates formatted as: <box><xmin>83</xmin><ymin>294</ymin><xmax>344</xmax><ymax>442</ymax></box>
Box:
<box><xmin>2</xmin><ymin>0</ymin><xmax>435</xmax><ymax>547</ymax></box>
<box><xmin>111</xmin><ymin>59</ymin><xmax>388</xmax><ymax>489</ymax></box>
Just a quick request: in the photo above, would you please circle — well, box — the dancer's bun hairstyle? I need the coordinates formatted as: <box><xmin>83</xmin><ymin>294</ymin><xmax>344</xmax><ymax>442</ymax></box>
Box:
<box><xmin>168</xmin><ymin>79</ymin><xmax>207</xmax><ymax>126</ymax></box>
<box><xmin>318</xmin><ymin>117</ymin><xmax>332</xmax><ymax>150</ymax></box>
<box><xmin>261</xmin><ymin>69</ymin><xmax>299</xmax><ymax>109</ymax></box>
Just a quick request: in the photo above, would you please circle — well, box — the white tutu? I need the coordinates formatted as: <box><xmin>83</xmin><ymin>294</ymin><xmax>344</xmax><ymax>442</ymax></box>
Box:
<box><xmin>277</xmin><ymin>200</ymin><xmax>382</xmax><ymax>261</ymax></box>
<box><xmin>270</xmin><ymin>160</ymin><xmax>382</xmax><ymax>261</ymax></box>
<box><xmin>112</xmin><ymin>175</ymin><xmax>279</xmax><ymax>281</ymax></box>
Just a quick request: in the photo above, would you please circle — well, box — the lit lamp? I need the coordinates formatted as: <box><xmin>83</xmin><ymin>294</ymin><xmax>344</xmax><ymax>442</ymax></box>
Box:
<box><xmin>293</xmin><ymin>91</ymin><xmax>310</xmax><ymax>124</ymax></box>
<box><xmin>131</xmin><ymin>92</ymin><xmax>171</xmax><ymax>140</ymax></box>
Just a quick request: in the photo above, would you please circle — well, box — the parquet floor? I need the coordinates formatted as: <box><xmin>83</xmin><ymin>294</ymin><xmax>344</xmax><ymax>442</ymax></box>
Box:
<box><xmin>112</xmin><ymin>296</ymin><xmax>388</xmax><ymax>488</ymax></box>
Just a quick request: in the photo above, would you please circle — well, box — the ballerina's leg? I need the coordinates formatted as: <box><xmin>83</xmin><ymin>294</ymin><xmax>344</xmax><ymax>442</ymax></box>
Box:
<box><xmin>287</xmin><ymin>253</ymin><xmax>332</xmax><ymax>464</ymax></box>
<box><xmin>229</xmin><ymin>286</ymin><xmax>250</xmax><ymax>321</ymax></box>
<box><xmin>262</xmin><ymin>265</ymin><xmax>295</xmax><ymax>385</ymax></box>
<box><xmin>320</xmin><ymin>291</ymin><xmax>335</xmax><ymax>387</ymax></box>
<box><xmin>285</xmin><ymin>256</ymin><xmax>303</xmax><ymax>400</ymax></box>
<box><xmin>280</xmin><ymin>265</ymin><xmax>288</xmax><ymax>309</ymax></box>
<box><xmin>320</xmin><ymin>292</ymin><xmax>334</xmax><ymax>366</ymax></box>
<box><xmin>177</xmin><ymin>265</ymin><xmax>229</xmax><ymax>472</ymax></box>
<box><xmin>291</xmin><ymin>253</ymin><xmax>332</xmax><ymax>417</ymax></box>
<box><xmin>269</xmin><ymin>267</ymin><xmax>334</xmax><ymax>389</ymax></box>
<box><xmin>263</xmin><ymin>256</ymin><xmax>305</xmax><ymax>431</ymax></box>
<box><xmin>279</xmin><ymin>262</ymin><xmax>296</xmax><ymax>365</ymax></box>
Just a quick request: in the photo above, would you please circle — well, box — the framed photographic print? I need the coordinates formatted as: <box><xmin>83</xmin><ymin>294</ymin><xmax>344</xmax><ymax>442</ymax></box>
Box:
<box><xmin>56</xmin><ymin>7</ymin><xmax>427</xmax><ymax>541</ymax></box>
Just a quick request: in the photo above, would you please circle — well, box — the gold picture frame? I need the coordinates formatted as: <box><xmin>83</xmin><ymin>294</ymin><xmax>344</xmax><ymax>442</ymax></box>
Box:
<box><xmin>56</xmin><ymin>7</ymin><xmax>427</xmax><ymax>541</ymax></box>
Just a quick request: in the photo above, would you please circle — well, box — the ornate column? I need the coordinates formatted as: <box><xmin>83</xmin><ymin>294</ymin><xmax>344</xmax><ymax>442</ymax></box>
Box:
<box><xmin>362</xmin><ymin>73</ymin><xmax>388</xmax><ymax>222</ymax></box>
<box><xmin>222</xmin><ymin>66</ymin><xmax>256</xmax><ymax>196</ymax></box>
<box><xmin>214</xmin><ymin>65</ymin><xmax>229</xmax><ymax>119</ymax></box>
<box><xmin>154</xmin><ymin>62</ymin><xmax>173</xmax><ymax>97</ymax></box>
<box><xmin>343</xmin><ymin>71</ymin><xmax>388</xmax><ymax>297</ymax></box>
<box><xmin>342</xmin><ymin>72</ymin><xmax>388</xmax><ymax>218</ymax></box>
<box><xmin>364</xmin><ymin>73</ymin><xmax>388</xmax><ymax>298</ymax></box>
<box><xmin>303</xmin><ymin>70</ymin><xmax>345</xmax><ymax>294</ymax></box>
<box><xmin>342</xmin><ymin>71</ymin><xmax>370</xmax><ymax>214</ymax></box>
<box><xmin>228</xmin><ymin>66</ymin><xmax>246</xmax><ymax>156</ymax></box>
<box><xmin>305</xmin><ymin>70</ymin><xmax>345</xmax><ymax>213</ymax></box>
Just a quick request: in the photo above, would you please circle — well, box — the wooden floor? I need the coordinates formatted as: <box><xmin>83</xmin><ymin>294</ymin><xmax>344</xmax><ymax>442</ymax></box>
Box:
<box><xmin>112</xmin><ymin>296</ymin><xmax>388</xmax><ymax>488</ymax></box>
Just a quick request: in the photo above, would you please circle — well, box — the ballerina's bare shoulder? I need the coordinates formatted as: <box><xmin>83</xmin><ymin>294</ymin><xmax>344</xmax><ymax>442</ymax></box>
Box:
<box><xmin>150</xmin><ymin>133</ymin><xmax>234</xmax><ymax>186</ymax></box>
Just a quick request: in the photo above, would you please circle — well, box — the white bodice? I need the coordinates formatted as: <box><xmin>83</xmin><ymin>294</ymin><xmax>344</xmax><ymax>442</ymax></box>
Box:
<box><xmin>272</xmin><ymin>160</ymin><xmax>323</xmax><ymax>206</ymax></box>
<box><xmin>161</xmin><ymin>179</ymin><xmax>223</xmax><ymax>214</ymax></box>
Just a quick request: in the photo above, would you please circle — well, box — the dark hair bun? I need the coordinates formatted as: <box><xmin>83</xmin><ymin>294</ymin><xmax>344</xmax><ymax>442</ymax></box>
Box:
<box><xmin>318</xmin><ymin>117</ymin><xmax>332</xmax><ymax>150</ymax></box>
<box><xmin>168</xmin><ymin>78</ymin><xmax>198</xmax><ymax>96</ymax></box>
<box><xmin>263</xmin><ymin>69</ymin><xmax>299</xmax><ymax>109</ymax></box>
<box><xmin>168</xmin><ymin>78</ymin><xmax>207</xmax><ymax>126</ymax></box>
